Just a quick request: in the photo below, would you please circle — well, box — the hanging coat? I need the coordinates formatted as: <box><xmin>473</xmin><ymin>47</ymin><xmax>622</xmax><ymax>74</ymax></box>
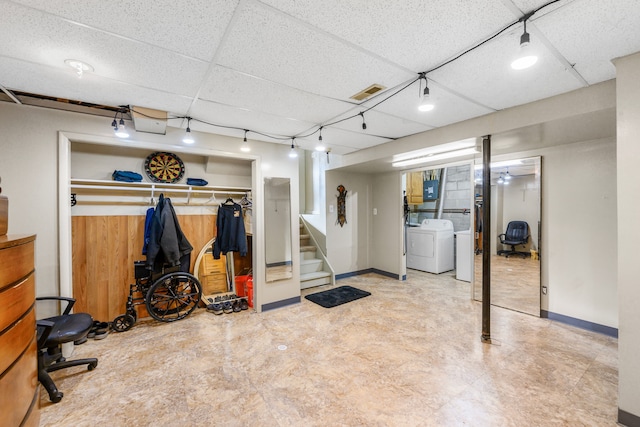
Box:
<box><xmin>213</xmin><ymin>202</ymin><xmax>247</xmax><ymax>259</ymax></box>
<box><xmin>145</xmin><ymin>194</ymin><xmax>193</xmax><ymax>272</ymax></box>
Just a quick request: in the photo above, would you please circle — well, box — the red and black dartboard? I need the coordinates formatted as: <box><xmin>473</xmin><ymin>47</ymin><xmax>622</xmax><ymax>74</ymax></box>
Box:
<box><xmin>144</xmin><ymin>151</ymin><xmax>185</xmax><ymax>183</ymax></box>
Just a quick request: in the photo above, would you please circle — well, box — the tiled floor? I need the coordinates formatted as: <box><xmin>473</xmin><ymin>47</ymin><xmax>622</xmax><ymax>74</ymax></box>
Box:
<box><xmin>39</xmin><ymin>271</ymin><xmax>618</xmax><ymax>426</ymax></box>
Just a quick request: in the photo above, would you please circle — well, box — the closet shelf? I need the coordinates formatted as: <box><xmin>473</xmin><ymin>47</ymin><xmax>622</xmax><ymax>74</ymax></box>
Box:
<box><xmin>70</xmin><ymin>179</ymin><xmax>251</xmax><ymax>206</ymax></box>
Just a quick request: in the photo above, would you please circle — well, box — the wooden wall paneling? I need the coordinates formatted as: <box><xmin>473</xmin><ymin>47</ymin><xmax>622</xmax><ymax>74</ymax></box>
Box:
<box><xmin>72</xmin><ymin>217</ymin><xmax>87</xmax><ymax>312</ymax></box>
<box><xmin>107</xmin><ymin>216</ymin><xmax>128</xmax><ymax>321</ymax></box>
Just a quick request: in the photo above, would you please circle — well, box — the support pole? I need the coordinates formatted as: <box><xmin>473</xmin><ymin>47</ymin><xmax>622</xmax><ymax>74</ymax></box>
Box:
<box><xmin>481</xmin><ymin>135</ymin><xmax>492</xmax><ymax>343</ymax></box>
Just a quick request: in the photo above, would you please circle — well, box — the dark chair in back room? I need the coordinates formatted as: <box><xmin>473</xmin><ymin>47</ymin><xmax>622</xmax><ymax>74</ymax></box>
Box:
<box><xmin>498</xmin><ymin>221</ymin><xmax>530</xmax><ymax>258</ymax></box>
<box><xmin>36</xmin><ymin>296</ymin><xmax>98</xmax><ymax>403</ymax></box>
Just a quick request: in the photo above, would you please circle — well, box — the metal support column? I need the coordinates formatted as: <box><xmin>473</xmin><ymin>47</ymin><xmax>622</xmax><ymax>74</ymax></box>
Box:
<box><xmin>481</xmin><ymin>135</ymin><xmax>492</xmax><ymax>343</ymax></box>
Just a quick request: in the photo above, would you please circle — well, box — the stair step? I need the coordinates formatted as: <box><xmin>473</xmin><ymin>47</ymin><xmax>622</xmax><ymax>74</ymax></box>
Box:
<box><xmin>301</xmin><ymin>271</ymin><xmax>332</xmax><ymax>289</ymax></box>
<box><xmin>301</xmin><ymin>258</ymin><xmax>323</xmax><ymax>274</ymax></box>
<box><xmin>300</xmin><ymin>245</ymin><xmax>316</xmax><ymax>252</ymax></box>
<box><xmin>300</xmin><ymin>233</ymin><xmax>310</xmax><ymax>240</ymax></box>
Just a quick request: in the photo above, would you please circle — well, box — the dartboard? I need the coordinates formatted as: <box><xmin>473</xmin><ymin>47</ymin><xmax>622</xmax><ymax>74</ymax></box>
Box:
<box><xmin>144</xmin><ymin>151</ymin><xmax>185</xmax><ymax>183</ymax></box>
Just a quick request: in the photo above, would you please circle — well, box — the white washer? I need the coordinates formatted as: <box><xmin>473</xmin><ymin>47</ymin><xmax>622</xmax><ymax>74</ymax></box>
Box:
<box><xmin>406</xmin><ymin>219</ymin><xmax>454</xmax><ymax>274</ymax></box>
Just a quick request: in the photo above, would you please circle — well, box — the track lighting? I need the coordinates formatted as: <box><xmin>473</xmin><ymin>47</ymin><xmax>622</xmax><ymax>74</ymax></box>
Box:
<box><xmin>288</xmin><ymin>138</ymin><xmax>298</xmax><ymax>158</ymax></box>
<box><xmin>497</xmin><ymin>173</ymin><xmax>505</xmax><ymax>184</ymax></box>
<box><xmin>511</xmin><ymin>19</ymin><xmax>538</xmax><ymax>70</ymax></box>
<box><xmin>316</xmin><ymin>127</ymin><xmax>325</xmax><ymax>151</ymax></box>
<box><xmin>359</xmin><ymin>112</ymin><xmax>367</xmax><ymax>130</ymax></box>
<box><xmin>182</xmin><ymin>118</ymin><xmax>194</xmax><ymax>144</ymax></box>
<box><xmin>418</xmin><ymin>74</ymin><xmax>434</xmax><ymax>112</ymax></box>
<box><xmin>241</xmin><ymin>130</ymin><xmax>250</xmax><ymax>152</ymax></box>
<box><xmin>505</xmin><ymin>170</ymin><xmax>512</xmax><ymax>180</ymax></box>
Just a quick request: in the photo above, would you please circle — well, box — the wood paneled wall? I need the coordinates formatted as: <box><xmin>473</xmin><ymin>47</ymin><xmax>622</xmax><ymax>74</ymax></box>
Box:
<box><xmin>72</xmin><ymin>215</ymin><xmax>215</xmax><ymax>321</ymax></box>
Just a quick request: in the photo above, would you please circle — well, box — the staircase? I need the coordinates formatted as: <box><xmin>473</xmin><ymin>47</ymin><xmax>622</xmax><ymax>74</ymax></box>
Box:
<box><xmin>300</xmin><ymin>221</ymin><xmax>333</xmax><ymax>289</ymax></box>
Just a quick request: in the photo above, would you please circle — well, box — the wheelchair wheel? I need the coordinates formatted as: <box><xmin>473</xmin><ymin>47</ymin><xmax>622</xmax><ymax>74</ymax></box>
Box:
<box><xmin>112</xmin><ymin>314</ymin><xmax>136</xmax><ymax>332</ymax></box>
<box><xmin>146</xmin><ymin>272</ymin><xmax>202</xmax><ymax>322</ymax></box>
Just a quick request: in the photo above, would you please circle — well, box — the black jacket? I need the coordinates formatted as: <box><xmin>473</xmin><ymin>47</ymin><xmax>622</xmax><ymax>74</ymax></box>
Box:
<box><xmin>145</xmin><ymin>194</ymin><xmax>193</xmax><ymax>271</ymax></box>
<box><xmin>213</xmin><ymin>202</ymin><xmax>247</xmax><ymax>259</ymax></box>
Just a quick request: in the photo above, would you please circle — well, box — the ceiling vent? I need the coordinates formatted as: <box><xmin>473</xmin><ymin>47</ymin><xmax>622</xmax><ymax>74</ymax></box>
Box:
<box><xmin>350</xmin><ymin>84</ymin><xmax>386</xmax><ymax>101</ymax></box>
<box><xmin>131</xmin><ymin>106</ymin><xmax>167</xmax><ymax>135</ymax></box>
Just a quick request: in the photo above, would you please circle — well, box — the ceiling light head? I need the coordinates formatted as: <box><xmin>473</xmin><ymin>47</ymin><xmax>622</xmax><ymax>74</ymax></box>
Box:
<box><xmin>418</xmin><ymin>75</ymin><xmax>434</xmax><ymax>112</ymax></box>
<box><xmin>113</xmin><ymin>122</ymin><xmax>129</xmax><ymax>138</ymax></box>
<box><xmin>64</xmin><ymin>59</ymin><xmax>93</xmax><ymax>77</ymax></box>
<box><xmin>182</xmin><ymin>118</ymin><xmax>194</xmax><ymax>144</ymax></box>
<box><xmin>511</xmin><ymin>24</ymin><xmax>538</xmax><ymax>70</ymax></box>
<box><xmin>359</xmin><ymin>112</ymin><xmax>367</xmax><ymax>130</ymax></box>
<box><xmin>289</xmin><ymin>139</ymin><xmax>298</xmax><ymax>158</ymax></box>
<box><xmin>505</xmin><ymin>170</ymin><xmax>512</xmax><ymax>180</ymax></box>
<box><xmin>240</xmin><ymin>130</ymin><xmax>250</xmax><ymax>152</ymax></box>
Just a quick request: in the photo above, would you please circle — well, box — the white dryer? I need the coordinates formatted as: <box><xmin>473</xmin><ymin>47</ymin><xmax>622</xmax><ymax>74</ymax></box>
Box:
<box><xmin>406</xmin><ymin>219</ymin><xmax>454</xmax><ymax>274</ymax></box>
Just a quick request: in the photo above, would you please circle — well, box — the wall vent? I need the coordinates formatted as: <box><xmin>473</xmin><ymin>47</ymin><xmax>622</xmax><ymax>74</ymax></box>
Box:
<box><xmin>350</xmin><ymin>84</ymin><xmax>386</xmax><ymax>101</ymax></box>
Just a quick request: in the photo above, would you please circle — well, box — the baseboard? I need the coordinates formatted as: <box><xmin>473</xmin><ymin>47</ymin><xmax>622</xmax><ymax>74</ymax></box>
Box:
<box><xmin>540</xmin><ymin>310</ymin><xmax>618</xmax><ymax>338</ymax></box>
<box><xmin>261</xmin><ymin>296</ymin><xmax>300</xmax><ymax>312</ymax></box>
<box><xmin>336</xmin><ymin>268</ymin><xmax>402</xmax><ymax>280</ymax></box>
<box><xmin>619</xmin><ymin>408</ymin><xmax>640</xmax><ymax>427</ymax></box>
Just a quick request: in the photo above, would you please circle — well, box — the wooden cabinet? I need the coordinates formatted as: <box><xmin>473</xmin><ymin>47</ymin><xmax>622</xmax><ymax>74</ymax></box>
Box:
<box><xmin>0</xmin><ymin>234</ymin><xmax>39</xmax><ymax>427</ymax></box>
<box><xmin>406</xmin><ymin>172</ymin><xmax>424</xmax><ymax>205</ymax></box>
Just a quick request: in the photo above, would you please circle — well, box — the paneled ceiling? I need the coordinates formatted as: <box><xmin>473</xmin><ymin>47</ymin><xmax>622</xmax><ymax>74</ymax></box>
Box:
<box><xmin>1</xmin><ymin>0</ymin><xmax>638</xmax><ymax>155</ymax></box>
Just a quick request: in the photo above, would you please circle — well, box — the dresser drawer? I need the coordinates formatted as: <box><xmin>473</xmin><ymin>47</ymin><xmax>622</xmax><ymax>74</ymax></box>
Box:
<box><xmin>0</xmin><ymin>338</ymin><xmax>38</xmax><ymax>427</ymax></box>
<box><xmin>0</xmin><ymin>239</ymin><xmax>34</xmax><ymax>288</ymax></box>
<box><xmin>0</xmin><ymin>274</ymin><xmax>35</xmax><ymax>333</ymax></box>
<box><xmin>0</xmin><ymin>308</ymin><xmax>35</xmax><ymax>375</ymax></box>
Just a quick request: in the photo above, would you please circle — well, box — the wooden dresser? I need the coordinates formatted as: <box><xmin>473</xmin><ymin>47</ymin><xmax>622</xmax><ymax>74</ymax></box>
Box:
<box><xmin>0</xmin><ymin>234</ymin><xmax>40</xmax><ymax>427</ymax></box>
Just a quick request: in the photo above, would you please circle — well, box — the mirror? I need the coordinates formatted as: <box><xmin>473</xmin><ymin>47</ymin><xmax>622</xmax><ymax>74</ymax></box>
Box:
<box><xmin>473</xmin><ymin>156</ymin><xmax>541</xmax><ymax>316</ymax></box>
<box><xmin>264</xmin><ymin>177</ymin><xmax>293</xmax><ymax>282</ymax></box>
<box><xmin>194</xmin><ymin>238</ymin><xmax>232</xmax><ymax>303</ymax></box>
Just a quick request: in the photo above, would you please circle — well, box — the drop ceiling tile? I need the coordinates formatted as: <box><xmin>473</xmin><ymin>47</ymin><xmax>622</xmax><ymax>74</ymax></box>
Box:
<box><xmin>510</xmin><ymin>0</ymin><xmax>573</xmax><ymax>17</ymax></box>
<box><xmin>428</xmin><ymin>26</ymin><xmax>584</xmax><ymax>110</ymax></box>
<box><xmin>326</xmin><ymin>106</ymin><xmax>433</xmax><ymax>139</ymax></box>
<box><xmin>258</xmin><ymin>0</ymin><xmax>516</xmax><ymax>71</ymax></box>
<box><xmin>188</xmin><ymin>98</ymin><xmax>316</xmax><ymax>140</ymax></box>
<box><xmin>371</xmin><ymin>79</ymin><xmax>495</xmax><ymax>128</ymax></box>
<box><xmin>0</xmin><ymin>56</ymin><xmax>194</xmax><ymax>114</ymax></box>
<box><xmin>533</xmin><ymin>0</ymin><xmax>640</xmax><ymax>84</ymax></box>
<box><xmin>216</xmin><ymin>1</ymin><xmax>414</xmax><ymax>101</ymax></box>
<box><xmin>0</xmin><ymin>2</ymin><xmax>209</xmax><ymax>96</ymax></box>
<box><xmin>295</xmin><ymin>126</ymin><xmax>392</xmax><ymax>155</ymax></box>
<box><xmin>8</xmin><ymin>0</ymin><xmax>239</xmax><ymax>61</ymax></box>
<box><xmin>198</xmin><ymin>65</ymin><xmax>356</xmax><ymax>124</ymax></box>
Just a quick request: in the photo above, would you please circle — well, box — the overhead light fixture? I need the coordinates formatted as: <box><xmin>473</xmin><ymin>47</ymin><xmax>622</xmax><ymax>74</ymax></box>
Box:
<box><xmin>182</xmin><ymin>118</ymin><xmax>194</xmax><ymax>144</ymax></box>
<box><xmin>288</xmin><ymin>138</ymin><xmax>298</xmax><ymax>158</ymax></box>
<box><xmin>241</xmin><ymin>130</ymin><xmax>250</xmax><ymax>152</ymax></box>
<box><xmin>418</xmin><ymin>73</ymin><xmax>434</xmax><ymax>112</ymax></box>
<box><xmin>474</xmin><ymin>159</ymin><xmax>523</xmax><ymax>169</ymax></box>
<box><xmin>511</xmin><ymin>19</ymin><xmax>538</xmax><ymax>70</ymax></box>
<box><xmin>359</xmin><ymin>112</ymin><xmax>367</xmax><ymax>130</ymax></box>
<box><xmin>316</xmin><ymin>127</ymin><xmax>325</xmax><ymax>151</ymax></box>
<box><xmin>64</xmin><ymin>59</ymin><xmax>93</xmax><ymax>77</ymax></box>
<box><xmin>394</xmin><ymin>138</ymin><xmax>477</xmax><ymax>163</ymax></box>
<box><xmin>111</xmin><ymin>109</ymin><xmax>129</xmax><ymax>138</ymax></box>
<box><xmin>392</xmin><ymin>147</ymin><xmax>478</xmax><ymax>168</ymax></box>
<box><xmin>504</xmin><ymin>170</ymin><xmax>512</xmax><ymax>180</ymax></box>
<box><xmin>497</xmin><ymin>173</ymin><xmax>505</xmax><ymax>184</ymax></box>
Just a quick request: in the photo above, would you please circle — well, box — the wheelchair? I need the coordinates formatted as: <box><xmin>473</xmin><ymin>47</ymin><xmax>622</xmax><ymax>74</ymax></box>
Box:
<box><xmin>112</xmin><ymin>261</ymin><xmax>202</xmax><ymax>332</ymax></box>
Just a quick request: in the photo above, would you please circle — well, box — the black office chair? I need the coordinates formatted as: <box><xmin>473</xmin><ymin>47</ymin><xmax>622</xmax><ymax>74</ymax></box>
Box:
<box><xmin>37</xmin><ymin>296</ymin><xmax>98</xmax><ymax>403</ymax></box>
<box><xmin>498</xmin><ymin>221</ymin><xmax>530</xmax><ymax>258</ymax></box>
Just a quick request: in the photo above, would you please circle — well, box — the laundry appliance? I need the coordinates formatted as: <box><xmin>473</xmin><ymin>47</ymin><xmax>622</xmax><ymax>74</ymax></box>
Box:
<box><xmin>406</xmin><ymin>219</ymin><xmax>454</xmax><ymax>274</ymax></box>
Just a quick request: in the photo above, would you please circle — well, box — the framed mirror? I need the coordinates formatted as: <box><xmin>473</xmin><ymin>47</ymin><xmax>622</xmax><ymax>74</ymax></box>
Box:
<box><xmin>473</xmin><ymin>156</ymin><xmax>541</xmax><ymax>316</ymax></box>
<box><xmin>264</xmin><ymin>177</ymin><xmax>293</xmax><ymax>282</ymax></box>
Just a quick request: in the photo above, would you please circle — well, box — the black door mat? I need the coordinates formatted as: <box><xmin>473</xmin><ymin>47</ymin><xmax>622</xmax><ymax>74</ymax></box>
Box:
<box><xmin>304</xmin><ymin>285</ymin><xmax>371</xmax><ymax>308</ymax></box>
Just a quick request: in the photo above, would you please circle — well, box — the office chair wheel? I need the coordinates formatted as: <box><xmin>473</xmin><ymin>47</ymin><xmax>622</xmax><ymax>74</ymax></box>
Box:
<box><xmin>112</xmin><ymin>314</ymin><xmax>135</xmax><ymax>332</ymax></box>
<box><xmin>146</xmin><ymin>272</ymin><xmax>202</xmax><ymax>322</ymax></box>
<box><xmin>50</xmin><ymin>391</ymin><xmax>64</xmax><ymax>404</ymax></box>
<box><xmin>88</xmin><ymin>361</ymin><xmax>98</xmax><ymax>371</ymax></box>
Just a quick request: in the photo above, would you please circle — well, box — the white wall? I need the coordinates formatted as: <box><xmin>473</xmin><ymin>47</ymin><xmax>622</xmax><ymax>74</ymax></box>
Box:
<box><xmin>325</xmin><ymin>170</ymin><xmax>372</xmax><ymax>275</ymax></box>
<box><xmin>0</xmin><ymin>101</ymin><xmax>300</xmax><ymax>312</ymax></box>
<box><xmin>614</xmin><ymin>51</ymin><xmax>640</xmax><ymax>421</ymax></box>
<box><xmin>371</xmin><ymin>172</ymin><xmax>403</xmax><ymax>277</ymax></box>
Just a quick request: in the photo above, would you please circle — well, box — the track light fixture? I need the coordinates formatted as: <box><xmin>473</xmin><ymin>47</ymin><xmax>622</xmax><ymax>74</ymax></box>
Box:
<box><xmin>359</xmin><ymin>112</ymin><xmax>367</xmax><ymax>130</ymax></box>
<box><xmin>289</xmin><ymin>138</ymin><xmax>298</xmax><ymax>158</ymax></box>
<box><xmin>182</xmin><ymin>118</ymin><xmax>194</xmax><ymax>144</ymax></box>
<box><xmin>316</xmin><ymin>127</ymin><xmax>325</xmax><ymax>151</ymax></box>
<box><xmin>241</xmin><ymin>130</ymin><xmax>251</xmax><ymax>152</ymax></box>
<box><xmin>511</xmin><ymin>16</ymin><xmax>538</xmax><ymax>70</ymax></box>
<box><xmin>505</xmin><ymin>169</ymin><xmax>512</xmax><ymax>180</ymax></box>
<box><xmin>497</xmin><ymin>173</ymin><xmax>505</xmax><ymax>184</ymax></box>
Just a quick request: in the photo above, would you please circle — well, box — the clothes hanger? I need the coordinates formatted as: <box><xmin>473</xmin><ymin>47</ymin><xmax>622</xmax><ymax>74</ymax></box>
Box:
<box><xmin>222</xmin><ymin>196</ymin><xmax>235</xmax><ymax>206</ymax></box>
